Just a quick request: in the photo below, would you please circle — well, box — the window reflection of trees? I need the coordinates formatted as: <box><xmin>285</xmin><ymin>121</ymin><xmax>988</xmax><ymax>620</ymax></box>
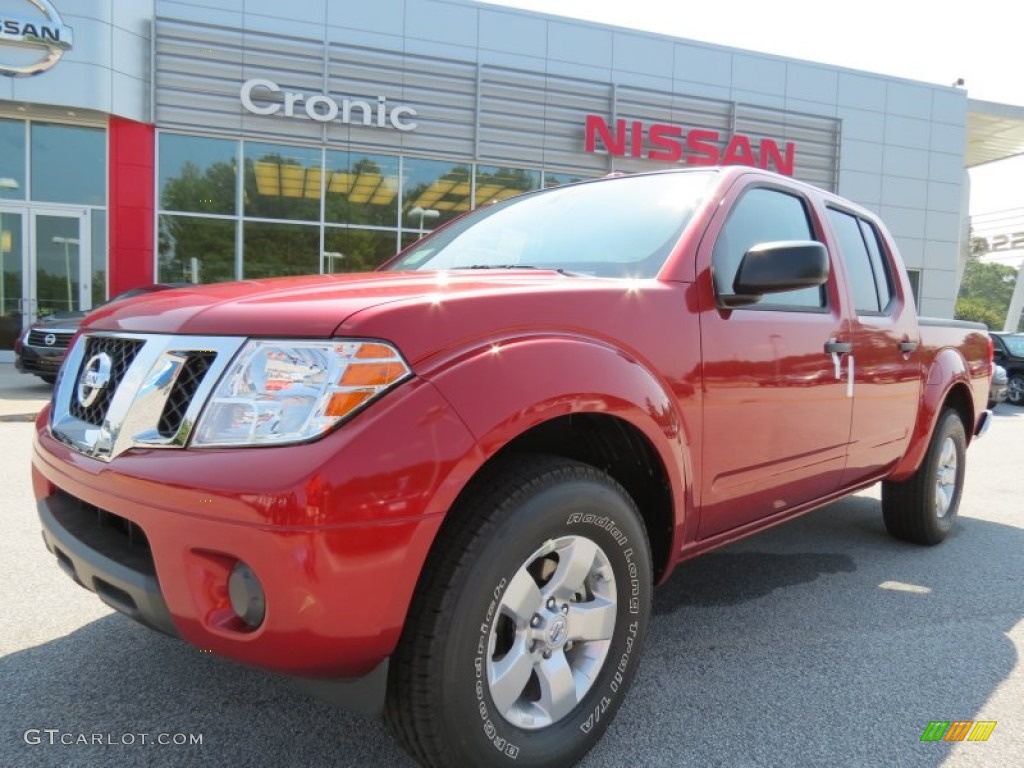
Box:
<box><xmin>325</xmin><ymin>153</ymin><xmax>399</xmax><ymax>227</ymax></box>
<box><xmin>244</xmin><ymin>221</ymin><xmax>319</xmax><ymax>279</ymax></box>
<box><xmin>324</xmin><ymin>228</ymin><xmax>397</xmax><ymax>273</ymax></box>
<box><xmin>245</xmin><ymin>144</ymin><xmax>321</xmax><ymax>221</ymax></box>
<box><xmin>158</xmin><ymin>215</ymin><xmax>235</xmax><ymax>284</ymax></box>
<box><xmin>157</xmin><ymin>132</ymin><xmax>556</xmax><ymax>281</ymax></box>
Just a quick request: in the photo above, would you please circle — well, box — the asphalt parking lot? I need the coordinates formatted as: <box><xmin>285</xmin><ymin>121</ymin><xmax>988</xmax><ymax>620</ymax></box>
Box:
<box><xmin>1</xmin><ymin>367</ymin><xmax>1021</xmax><ymax>767</ymax></box>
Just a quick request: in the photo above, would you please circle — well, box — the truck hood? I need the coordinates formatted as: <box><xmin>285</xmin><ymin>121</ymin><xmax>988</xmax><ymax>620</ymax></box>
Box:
<box><xmin>82</xmin><ymin>270</ymin><xmax>584</xmax><ymax>338</ymax></box>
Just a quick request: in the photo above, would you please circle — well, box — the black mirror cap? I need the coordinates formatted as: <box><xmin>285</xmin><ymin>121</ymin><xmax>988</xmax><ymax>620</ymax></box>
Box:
<box><xmin>731</xmin><ymin>240</ymin><xmax>829</xmax><ymax>297</ymax></box>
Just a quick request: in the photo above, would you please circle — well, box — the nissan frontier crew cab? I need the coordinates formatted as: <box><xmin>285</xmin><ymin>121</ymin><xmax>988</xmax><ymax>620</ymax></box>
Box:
<box><xmin>33</xmin><ymin>167</ymin><xmax>992</xmax><ymax>768</ymax></box>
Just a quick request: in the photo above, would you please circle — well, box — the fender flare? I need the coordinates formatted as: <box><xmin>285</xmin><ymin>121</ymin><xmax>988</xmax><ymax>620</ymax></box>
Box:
<box><xmin>889</xmin><ymin>347</ymin><xmax>975</xmax><ymax>481</ymax></box>
<box><xmin>423</xmin><ymin>334</ymin><xmax>693</xmax><ymax>540</ymax></box>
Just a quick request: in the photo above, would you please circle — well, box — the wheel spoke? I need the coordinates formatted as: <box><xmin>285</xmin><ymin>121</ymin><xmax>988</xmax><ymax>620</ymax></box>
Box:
<box><xmin>501</xmin><ymin>567</ymin><xmax>543</xmax><ymax>624</ymax></box>
<box><xmin>536</xmin><ymin>651</ymin><xmax>578</xmax><ymax>722</ymax></box>
<box><xmin>545</xmin><ymin>537</ymin><xmax>599</xmax><ymax>600</ymax></box>
<box><xmin>567</xmin><ymin>597</ymin><xmax>617</xmax><ymax>642</ymax></box>
<box><xmin>488</xmin><ymin>639</ymin><xmax>535</xmax><ymax>716</ymax></box>
<box><xmin>939</xmin><ymin>439</ymin><xmax>955</xmax><ymax>468</ymax></box>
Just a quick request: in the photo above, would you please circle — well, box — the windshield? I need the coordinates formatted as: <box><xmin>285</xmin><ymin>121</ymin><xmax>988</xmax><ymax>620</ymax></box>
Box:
<box><xmin>386</xmin><ymin>171</ymin><xmax>716</xmax><ymax>278</ymax></box>
<box><xmin>1002</xmin><ymin>335</ymin><xmax>1024</xmax><ymax>356</ymax></box>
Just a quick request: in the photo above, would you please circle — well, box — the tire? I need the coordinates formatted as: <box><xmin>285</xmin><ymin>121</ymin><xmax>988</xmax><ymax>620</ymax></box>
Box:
<box><xmin>881</xmin><ymin>409</ymin><xmax>966</xmax><ymax>545</ymax></box>
<box><xmin>1007</xmin><ymin>374</ymin><xmax>1024</xmax><ymax>406</ymax></box>
<box><xmin>40</xmin><ymin>375</ymin><xmax>57</xmax><ymax>385</ymax></box>
<box><xmin>385</xmin><ymin>454</ymin><xmax>652</xmax><ymax>768</ymax></box>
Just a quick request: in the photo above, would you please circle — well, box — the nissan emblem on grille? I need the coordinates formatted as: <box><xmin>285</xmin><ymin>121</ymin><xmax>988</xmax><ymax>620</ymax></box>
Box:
<box><xmin>44</xmin><ymin>333</ymin><xmax>56</xmax><ymax>346</ymax></box>
<box><xmin>77</xmin><ymin>352</ymin><xmax>113</xmax><ymax>408</ymax></box>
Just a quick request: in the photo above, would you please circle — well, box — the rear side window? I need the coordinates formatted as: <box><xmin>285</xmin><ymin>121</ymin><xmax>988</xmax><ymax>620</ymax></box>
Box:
<box><xmin>712</xmin><ymin>188</ymin><xmax>824</xmax><ymax>309</ymax></box>
<box><xmin>827</xmin><ymin>208</ymin><xmax>894</xmax><ymax>314</ymax></box>
<box><xmin>859</xmin><ymin>219</ymin><xmax>894</xmax><ymax>309</ymax></box>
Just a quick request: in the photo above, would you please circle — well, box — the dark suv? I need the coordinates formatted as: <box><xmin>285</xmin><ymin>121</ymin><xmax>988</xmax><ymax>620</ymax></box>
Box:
<box><xmin>991</xmin><ymin>332</ymin><xmax>1024</xmax><ymax>406</ymax></box>
<box><xmin>14</xmin><ymin>284</ymin><xmax>187</xmax><ymax>384</ymax></box>
<box><xmin>14</xmin><ymin>315</ymin><xmax>81</xmax><ymax>384</ymax></box>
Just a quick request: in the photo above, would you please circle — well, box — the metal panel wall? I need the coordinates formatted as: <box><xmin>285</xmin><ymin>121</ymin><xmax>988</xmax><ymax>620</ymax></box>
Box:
<box><xmin>154</xmin><ymin>15</ymin><xmax>840</xmax><ymax>189</ymax></box>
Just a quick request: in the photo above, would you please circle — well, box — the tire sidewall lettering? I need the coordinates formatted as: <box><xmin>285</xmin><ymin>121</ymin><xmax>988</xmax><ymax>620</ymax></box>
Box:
<box><xmin>459</xmin><ymin>495</ymin><xmax>650</xmax><ymax>763</ymax></box>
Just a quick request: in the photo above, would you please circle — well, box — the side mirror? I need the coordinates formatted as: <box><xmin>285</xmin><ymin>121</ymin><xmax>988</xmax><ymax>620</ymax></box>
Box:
<box><xmin>721</xmin><ymin>241</ymin><xmax>829</xmax><ymax>308</ymax></box>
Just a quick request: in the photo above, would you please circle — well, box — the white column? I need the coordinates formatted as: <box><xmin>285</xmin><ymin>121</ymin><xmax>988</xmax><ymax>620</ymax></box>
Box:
<box><xmin>1004</xmin><ymin>263</ymin><xmax>1024</xmax><ymax>332</ymax></box>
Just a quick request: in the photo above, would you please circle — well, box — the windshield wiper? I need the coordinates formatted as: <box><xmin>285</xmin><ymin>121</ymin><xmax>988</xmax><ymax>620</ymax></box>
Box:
<box><xmin>461</xmin><ymin>264</ymin><xmax>583</xmax><ymax>276</ymax></box>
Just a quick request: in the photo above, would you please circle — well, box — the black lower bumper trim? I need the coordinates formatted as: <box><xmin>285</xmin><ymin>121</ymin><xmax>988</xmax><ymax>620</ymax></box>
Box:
<box><xmin>38</xmin><ymin>496</ymin><xmax>180</xmax><ymax>638</ymax></box>
<box><xmin>291</xmin><ymin>659</ymin><xmax>389</xmax><ymax>715</ymax></box>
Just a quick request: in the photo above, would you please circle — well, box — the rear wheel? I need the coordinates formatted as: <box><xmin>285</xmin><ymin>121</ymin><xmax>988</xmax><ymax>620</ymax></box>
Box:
<box><xmin>385</xmin><ymin>454</ymin><xmax>652</xmax><ymax>768</ymax></box>
<box><xmin>1008</xmin><ymin>373</ymin><xmax>1024</xmax><ymax>406</ymax></box>
<box><xmin>881</xmin><ymin>409</ymin><xmax>966</xmax><ymax>545</ymax></box>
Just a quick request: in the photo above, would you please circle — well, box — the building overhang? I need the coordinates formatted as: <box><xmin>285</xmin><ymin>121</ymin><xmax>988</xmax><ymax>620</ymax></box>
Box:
<box><xmin>967</xmin><ymin>98</ymin><xmax>1024</xmax><ymax>167</ymax></box>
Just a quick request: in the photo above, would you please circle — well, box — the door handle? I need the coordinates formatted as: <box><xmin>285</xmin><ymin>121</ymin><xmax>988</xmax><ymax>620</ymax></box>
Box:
<box><xmin>824</xmin><ymin>340</ymin><xmax>852</xmax><ymax>354</ymax></box>
<box><xmin>898</xmin><ymin>340</ymin><xmax>919</xmax><ymax>353</ymax></box>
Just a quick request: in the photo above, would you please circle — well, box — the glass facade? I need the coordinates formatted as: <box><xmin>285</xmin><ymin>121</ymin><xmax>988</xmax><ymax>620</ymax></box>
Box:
<box><xmin>156</xmin><ymin>131</ymin><xmax>560</xmax><ymax>283</ymax></box>
<box><xmin>0</xmin><ymin>118</ymin><xmax>107</xmax><ymax>354</ymax></box>
<box><xmin>159</xmin><ymin>133</ymin><xmax>237</xmax><ymax>215</ymax></box>
<box><xmin>0</xmin><ymin>119</ymin><xmax>25</xmax><ymax>200</ymax></box>
<box><xmin>31</xmin><ymin>123</ymin><xmax>106</xmax><ymax>206</ymax></box>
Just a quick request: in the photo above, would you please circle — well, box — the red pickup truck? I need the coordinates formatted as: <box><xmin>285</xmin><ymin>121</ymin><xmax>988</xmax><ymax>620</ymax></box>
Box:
<box><xmin>33</xmin><ymin>167</ymin><xmax>991</xmax><ymax>767</ymax></box>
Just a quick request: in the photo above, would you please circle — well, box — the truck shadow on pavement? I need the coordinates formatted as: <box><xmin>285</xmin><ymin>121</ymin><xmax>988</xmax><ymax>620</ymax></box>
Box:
<box><xmin>1</xmin><ymin>495</ymin><xmax>1021</xmax><ymax>768</ymax></box>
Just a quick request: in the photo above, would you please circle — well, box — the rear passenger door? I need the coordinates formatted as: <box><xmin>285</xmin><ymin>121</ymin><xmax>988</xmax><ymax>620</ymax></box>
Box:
<box><xmin>826</xmin><ymin>208</ymin><xmax>921</xmax><ymax>485</ymax></box>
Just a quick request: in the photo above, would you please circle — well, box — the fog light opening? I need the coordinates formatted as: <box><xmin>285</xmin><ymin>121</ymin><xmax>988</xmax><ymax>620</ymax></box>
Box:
<box><xmin>228</xmin><ymin>562</ymin><xmax>266</xmax><ymax>629</ymax></box>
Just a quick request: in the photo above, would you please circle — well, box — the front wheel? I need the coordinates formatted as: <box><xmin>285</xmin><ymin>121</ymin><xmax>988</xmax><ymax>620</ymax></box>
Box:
<box><xmin>881</xmin><ymin>409</ymin><xmax>966</xmax><ymax>545</ymax></box>
<box><xmin>385</xmin><ymin>455</ymin><xmax>653</xmax><ymax>768</ymax></box>
<box><xmin>1007</xmin><ymin>373</ymin><xmax>1024</xmax><ymax>406</ymax></box>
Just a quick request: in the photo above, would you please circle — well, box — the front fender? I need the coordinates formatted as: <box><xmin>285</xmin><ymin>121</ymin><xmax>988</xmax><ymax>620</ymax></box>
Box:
<box><xmin>889</xmin><ymin>347</ymin><xmax>975</xmax><ymax>481</ymax></box>
<box><xmin>423</xmin><ymin>334</ymin><xmax>692</xmax><ymax>540</ymax></box>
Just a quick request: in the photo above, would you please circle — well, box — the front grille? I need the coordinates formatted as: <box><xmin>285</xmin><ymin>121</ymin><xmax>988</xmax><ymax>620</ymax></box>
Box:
<box><xmin>28</xmin><ymin>329</ymin><xmax>74</xmax><ymax>349</ymax></box>
<box><xmin>158</xmin><ymin>352</ymin><xmax>216</xmax><ymax>437</ymax></box>
<box><xmin>51</xmin><ymin>332</ymin><xmax>245</xmax><ymax>461</ymax></box>
<box><xmin>49</xmin><ymin>491</ymin><xmax>156</xmax><ymax>576</ymax></box>
<box><xmin>68</xmin><ymin>336</ymin><xmax>144</xmax><ymax>426</ymax></box>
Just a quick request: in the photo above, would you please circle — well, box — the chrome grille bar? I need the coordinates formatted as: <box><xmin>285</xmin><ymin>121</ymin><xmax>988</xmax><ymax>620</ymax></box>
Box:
<box><xmin>51</xmin><ymin>333</ymin><xmax>246</xmax><ymax>461</ymax></box>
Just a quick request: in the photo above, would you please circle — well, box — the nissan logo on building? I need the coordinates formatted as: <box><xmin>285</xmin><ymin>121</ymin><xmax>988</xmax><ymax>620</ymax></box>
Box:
<box><xmin>0</xmin><ymin>0</ymin><xmax>73</xmax><ymax>77</ymax></box>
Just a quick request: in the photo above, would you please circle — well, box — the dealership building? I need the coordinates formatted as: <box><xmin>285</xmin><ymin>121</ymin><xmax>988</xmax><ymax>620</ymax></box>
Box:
<box><xmin>3</xmin><ymin>0</ymin><xmax>1024</xmax><ymax>358</ymax></box>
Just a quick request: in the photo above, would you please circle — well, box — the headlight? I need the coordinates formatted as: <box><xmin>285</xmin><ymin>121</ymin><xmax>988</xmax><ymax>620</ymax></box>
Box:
<box><xmin>192</xmin><ymin>339</ymin><xmax>411</xmax><ymax>447</ymax></box>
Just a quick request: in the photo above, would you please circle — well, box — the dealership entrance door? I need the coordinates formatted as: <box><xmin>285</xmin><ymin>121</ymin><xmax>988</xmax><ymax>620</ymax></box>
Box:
<box><xmin>0</xmin><ymin>206</ymin><xmax>91</xmax><ymax>362</ymax></box>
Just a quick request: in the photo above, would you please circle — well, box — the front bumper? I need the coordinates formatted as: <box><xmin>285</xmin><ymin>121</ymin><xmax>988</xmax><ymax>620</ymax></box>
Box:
<box><xmin>32</xmin><ymin>377</ymin><xmax>478</xmax><ymax>705</ymax></box>
<box><xmin>16</xmin><ymin>344</ymin><xmax>65</xmax><ymax>376</ymax></box>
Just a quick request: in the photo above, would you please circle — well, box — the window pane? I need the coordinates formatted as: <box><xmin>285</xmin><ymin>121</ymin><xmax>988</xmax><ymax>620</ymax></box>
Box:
<box><xmin>828</xmin><ymin>208</ymin><xmax>879</xmax><ymax>313</ymax></box>
<box><xmin>713</xmin><ymin>188</ymin><xmax>823</xmax><ymax>308</ymax></box>
<box><xmin>159</xmin><ymin>133</ymin><xmax>237</xmax><ymax>215</ymax></box>
<box><xmin>474</xmin><ymin>166</ymin><xmax>540</xmax><ymax>207</ymax></box>
<box><xmin>325</xmin><ymin>152</ymin><xmax>399</xmax><ymax>226</ymax></box>
<box><xmin>0</xmin><ymin>119</ymin><xmax>25</xmax><ymax>200</ymax></box>
<box><xmin>31</xmin><ymin>123</ymin><xmax>106</xmax><ymax>205</ymax></box>
<box><xmin>0</xmin><ymin>212</ymin><xmax>24</xmax><ymax>351</ymax></box>
<box><xmin>402</xmin><ymin>158</ymin><xmax>471</xmax><ymax>230</ymax></box>
<box><xmin>244</xmin><ymin>142</ymin><xmax>321</xmax><ymax>221</ymax></box>
<box><xmin>543</xmin><ymin>171</ymin><xmax>588</xmax><ymax>188</ymax></box>
<box><xmin>324</xmin><ymin>227</ymin><xmax>398</xmax><ymax>273</ymax></box>
<box><xmin>243</xmin><ymin>221</ymin><xmax>318</xmax><ymax>279</ymax></box>
<box><xmin>158</xmin><ymin>214</ymin><xmax>236</xmax><ymax>283</ymax></box>
<box><xmin>859</xmin><ymin>219</ymin><xmax>893</xmax><ymax>309</ymax></box>
<box><xmin>90</xmin><ymin>209</ymin><xmax>106</xmax><ymax>305</ymax></box>
<box><xmin>35</xmin><ymin>214</ymin><xmax>81</xmax><ymax>316</ymax></box>
<box><xmin>906</xmin><ymin>269</ymin><xmax>921</xmax><ymax>306</ymax></box>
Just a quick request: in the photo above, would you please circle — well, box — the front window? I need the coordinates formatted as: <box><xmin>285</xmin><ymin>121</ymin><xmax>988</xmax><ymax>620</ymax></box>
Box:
<box><xmin>387</xmin><ymin>171</ymin><xmax>716</xmax><ymax>278</ymax></box>
<box><xmin>1002</xmin><ymin>335</ymin><xmax>1024</xmax><ymax>356</ymax></box>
